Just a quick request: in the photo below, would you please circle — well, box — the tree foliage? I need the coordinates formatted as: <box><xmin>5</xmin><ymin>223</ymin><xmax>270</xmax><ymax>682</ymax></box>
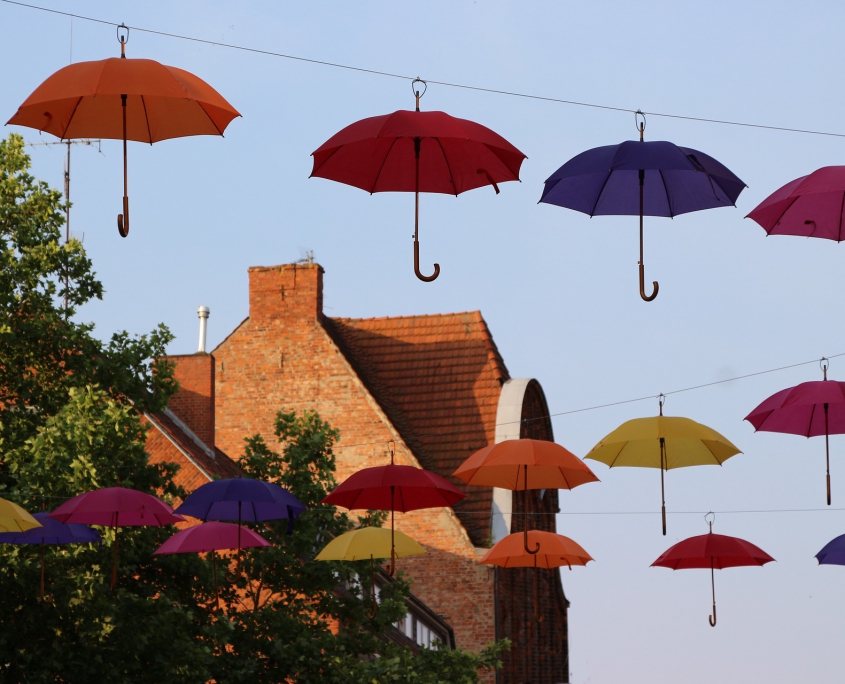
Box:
<box><xmin>0</xmin><ymin>134</ymin><xmax>506</xmax><ymax>683</ymax></box>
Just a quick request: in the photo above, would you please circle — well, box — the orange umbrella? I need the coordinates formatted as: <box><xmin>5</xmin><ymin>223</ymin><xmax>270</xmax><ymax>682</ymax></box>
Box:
<box><xmin>453</xmin><ymin>439</ymin><xmax>598</xmax><ymax>553</ymax></box>
<box><xmin>479</xmin><ymin>530</ymin><xmax>593</xmax><ymax>621</ymax></box>
<box><xmin>7</xmin><ymin>24</ymin><xmax>239</xmax><ymax>237</ymax></box>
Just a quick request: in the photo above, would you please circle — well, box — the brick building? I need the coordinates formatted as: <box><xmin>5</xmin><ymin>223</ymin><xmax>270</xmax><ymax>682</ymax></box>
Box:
<box><xmin>150</xmin><ymin>262</ymin><xmax>571</xmax><ymax>684</ymax></box>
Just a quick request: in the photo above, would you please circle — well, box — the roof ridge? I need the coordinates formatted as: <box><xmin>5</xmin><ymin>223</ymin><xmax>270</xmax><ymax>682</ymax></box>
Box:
<box><xmin>331</xmin><ymin>310</ymin><xmax>481</xmax><ymax>323</ymax></box>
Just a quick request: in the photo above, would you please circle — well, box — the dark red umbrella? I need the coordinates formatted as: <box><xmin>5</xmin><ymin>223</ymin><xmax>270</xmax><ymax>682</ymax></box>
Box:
<box><xmin>745</xmin><ymin>358</ymin><xmax>845</xmax><ymax>504</ymax></box>
<box><xmin>50</xmin><ymin>487</ymin><xmax>183</xmax><ymax>589</ymax></box>
<box><xmin>652</xmin><ymin>515</ymin><xmax>774</xmax><ymax>627</ymax></box>
<box><xmin>746</xmin><ymin>166</ymin><xmax>845</xmax><ymax>241</ymax></box>
<box><xmin>322</xmin><ymin>443</ymin><xmax>465</xmax><ymax>573</ymax></box>
<box><xmin>310</xmin><ymin>79</ymin><xmax>526</xmax><ymax>282</ymax></box>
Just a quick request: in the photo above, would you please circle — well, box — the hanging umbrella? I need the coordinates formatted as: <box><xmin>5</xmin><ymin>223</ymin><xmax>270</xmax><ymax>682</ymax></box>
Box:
<box><xmin>746</xmin><ymin>166</ymin><xmax>845</xmax><ymax>241</ymax></box>
<box><xmin>175</xmin><ymin>477</ymin><xmax>304</xmax><ymax>582</ymax></box>
<box><xmin>323</xmin><ymin>444</ymin><xmax>464</xmax><ymax>575</ymax></box>
<box><xmin>153</xmin><ymin>521</ymin><xmax>271</xmax><ymax>610</ymax></box>
<box><xmin>815</xmin><ymin>533</ymin><xmax>845</xmax><ymax>565</ymax></box>
<box><xmin>585</xmin><ymin>396</ymin><xmax>741</xmax><ymax>535</ymax></box>
<box><xmin>315</xmin><ymin>526</ymin><xmax>426</xmax><ymax>617</ymax></box>
<box><xmin>311</xmin><ymin>78</ymin><xmax>526</xmax><ymax>282</ymax></box>
<box><xmin>0</xmin><ymin>511</ymin><xmax>99</xmax><ymax>601</ymax></box>
<box><xmin>479</xmin><ymin>530</ymin><xmax>593</xmax><ymax>622</ymax></box>
<box><xmin>539</xmin><ymin>112</ymin><xmax>746</xmax><ymax>301</ymax></box>
<box><xmin>50</xmin><ymin>486</ymin><xmax>183</xmax><ymax>589</ymax></box>
<box><xmin>0</xmin><ymin>497</ymin><xmax>42</xmax><ymax>533</ymax></box>
<box><xmin>745</xmin><ymin>358</ymin><xmax>845</xmax><ymax>505</ymax></box>
<box><xmin>652</xmin><ymin>514</ymin><xmax>774</xmax><ymax>626</ymax></box>
<box><xmin>6</xmin><ymin>23</ymin><xmax>239</xmax><ymax>238</ymax></box>
<box><xmin>452</xmin><ymin>438</ymin><xmax>598</xmax><ymax>553</ymax></box>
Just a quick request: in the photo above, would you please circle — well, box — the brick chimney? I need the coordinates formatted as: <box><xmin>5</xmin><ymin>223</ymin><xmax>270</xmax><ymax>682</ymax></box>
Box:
<box><xmin>248</xmin><ymin>263</ymin><xmax>324</xmax><ymax>323</ymax></box>
<box><xmin>167</xmin><ymin>353</ymin><xmax>216</xmax><ymax>446</ymax></box>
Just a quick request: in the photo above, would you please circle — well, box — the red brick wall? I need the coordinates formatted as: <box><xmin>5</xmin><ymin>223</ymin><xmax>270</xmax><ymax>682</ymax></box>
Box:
<box><xmin>212</xmin><ymin>263</ymin><xmax>497</xmax><ymax>664</ymax></box>
<box><xmin>168</xmin><ymin>353</ymin><xmax>215</xmax><ymax>446</ymax></box>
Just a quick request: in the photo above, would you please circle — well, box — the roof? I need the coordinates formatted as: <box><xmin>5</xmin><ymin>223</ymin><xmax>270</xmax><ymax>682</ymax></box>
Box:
<box><xmin>323</xmin><ymin>311</ymin><xmax>508</xmax><ymax>546</ymax></box>
<box><xmin>146</xmin><ymin>409</ymin><xmax>241</xmax><ymax>481</ymax></box>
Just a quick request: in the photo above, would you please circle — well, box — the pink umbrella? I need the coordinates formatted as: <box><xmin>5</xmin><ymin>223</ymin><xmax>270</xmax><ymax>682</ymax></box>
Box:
<box><xmin>745</xmin><ymin>359</ymin><xmax>845</xmax><ymax>505</ymax></box>
<box><xmin>154</xmin><ymin>521</ymin><xmax>271</xmax><ymax>609</ymax></box>
<box><xmin>746</xmin><ymin>166</ymin><xmax>845</xmax><ymax>241</ymax></box>
<box><xmin>50</xmin><ymin>487</ymin><xmax>183</xmax><ymax>589</ymax></box>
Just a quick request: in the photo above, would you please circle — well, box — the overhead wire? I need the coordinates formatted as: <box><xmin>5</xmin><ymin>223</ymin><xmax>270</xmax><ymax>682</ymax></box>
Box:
<box><xmin>4</xmin><ymin>0</ymin><xmax>845</xmax><ymax>139</ymax></box>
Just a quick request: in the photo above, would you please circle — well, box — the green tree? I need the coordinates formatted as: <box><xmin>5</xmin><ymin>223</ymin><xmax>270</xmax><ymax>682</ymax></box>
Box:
<box><xmin>0</xmin><ymin>134</ymin><xmax>505</xmax><ymax>683</ymax></box>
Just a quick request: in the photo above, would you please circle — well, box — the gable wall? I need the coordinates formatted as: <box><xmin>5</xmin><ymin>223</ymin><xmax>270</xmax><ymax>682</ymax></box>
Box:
<box><xmin>211</xmin><ymin>263</ymin><xmax>496</xmax><ymax>661</ymax></box>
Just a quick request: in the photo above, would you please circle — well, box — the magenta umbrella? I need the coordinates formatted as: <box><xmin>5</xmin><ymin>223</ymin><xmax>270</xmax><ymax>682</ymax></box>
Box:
<box><xmin>154</xmin><ymin>521</ymin><xmax>270</xmax><ymax>609</ymax></box>
<box><xmin>50</xmin><ymin>487</ymin><xmax>183</xmax><ymax>589</ymax></box>
<box><xmin>745</xmin><ymin>359</ymin><xmax>845</xmax><ymax>505</ymax></box>
<box><xmin>746</xmin><ymin>166</ymin><xmax>845</xmax><ymax>241</ymax></box>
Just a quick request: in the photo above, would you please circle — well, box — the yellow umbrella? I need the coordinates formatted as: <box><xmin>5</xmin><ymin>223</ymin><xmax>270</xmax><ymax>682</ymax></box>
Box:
<box><xmin>0</xmin><ymin>497</ymin><xmax>42</xmax><ymax>533</ymax></box>
<box><xmin>316</xmin><ymin>527</ymin><xmax>425</xmax><ymax>616</ymax></box>
<box><xmin>585</xmin><ymin>398</ymin><xmax>740</xmax><ymax>535</ymax></box>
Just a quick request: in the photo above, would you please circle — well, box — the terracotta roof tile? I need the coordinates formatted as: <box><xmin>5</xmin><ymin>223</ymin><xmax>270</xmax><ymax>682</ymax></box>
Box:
<box><xmin>323</xmin><ymin>311</ymin><xmax>508</xmax><ymax>546</ymax></box>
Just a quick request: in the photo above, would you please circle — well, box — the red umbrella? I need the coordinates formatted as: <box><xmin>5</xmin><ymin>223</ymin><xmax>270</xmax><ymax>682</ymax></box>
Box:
<box><xmin>7</xmin><ymin>24</ymin><xmax>239</xmax><ymax>238</ymax></box>
<box><xmin>747</xmin><ymin>166</ymin><xmax>845</xmax><ymax>241</ymax></box>
<box><xmin>322</xmin><ymin>443</ymin><xmax>465</xmax><ymax>574</ymax></box>
<box><xmin>311</xmin><ymin>79</ymin><xmax>526</xmax><ymax>282</ymax></box>
<box><xmin>50</xmin><ymin>486</ymin><xmax>183</xmax><ymax>589</ymax></box>
<box><xmin>154</xmin><ymin>521</ymin><xmax>271</xmax><ymax>610</ymax></box>
<box><xmin>745</xmin><ymin>358</ymin><xmax>845</xmax><ymax>504</ymax></box>
<box><xmin>652</xmin><ymin>515</ymin><xmax>774</xmax><ymax>626</ymax></box>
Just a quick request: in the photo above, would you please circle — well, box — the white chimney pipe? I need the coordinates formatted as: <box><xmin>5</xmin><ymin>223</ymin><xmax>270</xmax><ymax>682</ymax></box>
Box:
<box><xmin>197</xmin><ymin>306</ymin><xmax>210</xmax><ymax>353</ymax></box>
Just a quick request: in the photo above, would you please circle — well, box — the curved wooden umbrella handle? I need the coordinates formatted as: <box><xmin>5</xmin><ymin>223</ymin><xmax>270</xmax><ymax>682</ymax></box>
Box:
<box><xmin>708</xmin><ymin>561</ymin><xmax>717</xmax><ymax>627</ymax></box>
<box><xmin>414</xmin><ymin>233</ymin><xmax>439</xmax><ymax>282</ymax></box>
<box><xmin>117</xmin><ymin>94</ymin><xmax>129</xmax><ymax>238</ymax></box>
<box><xmin>524</xmin><ymin>527</ymin><xmax>540</xmax><ymax>555</ymax></box>
<box><xmin>639</xmin><ymin>263</ymin><xmax>658</xmax><ymax>302</ymax></box>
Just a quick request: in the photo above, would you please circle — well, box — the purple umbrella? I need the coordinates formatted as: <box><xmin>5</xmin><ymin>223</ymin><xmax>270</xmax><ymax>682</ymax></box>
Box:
<box><xmin>816</xmin><ymin>534</ymin><xmax>845</xmax><ymax>565</ymax></box>
<box><xmin>745</xmin><ymin>359</ymin><xmax>845</xmax><ymax>505</ymax></box>
<box><xmin>175</xmin><ymin>478</ymin><xmax>304</xmax><ymax>581</ymax></box>
<box><xmin>154</xmin><ymin>521</ymin><xmax>271</xmax><ymax>609</ymax></box>
<box><xmin>539</xmin><ymin>113</ymin><xmax>746</xmax><ymax>301</ymax></box>
<box><xmin>0</xmin><ymin>511</ymin><xmax>100</xmax><ymax>601</ymax></box>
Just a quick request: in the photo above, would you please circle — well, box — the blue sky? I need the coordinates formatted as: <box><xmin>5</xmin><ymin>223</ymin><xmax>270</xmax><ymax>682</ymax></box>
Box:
<box><xmin>3</xmin><ymin>2</ymin><xmax>845</xmax><ymax>681</ymax></box>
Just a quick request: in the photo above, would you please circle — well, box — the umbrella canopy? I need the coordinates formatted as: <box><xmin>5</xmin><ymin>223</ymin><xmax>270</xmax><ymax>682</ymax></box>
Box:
<box><xmin>746</xmin><ymin>166</ymin><xmax>845</xmax><ymax>241</ymax></box>
<box><xmin>453</xmin><ymin>438</ymin><xmax>598</xmax><ymax>490</ymax></box>
<box><xmin>153</xmin><ymin>521</ymin><xmax>271</xmax><ymax>556</ymax></box>
<box><xmin>586</xmin><ymin>402</ymin><xmax>741</xmax><ymax>534</ymax></box>
<box><xmin>539</xmin><ymin>117</ymin><xmax>745</xmax><ymax>300</ymax></box>
<box><xmin>478</xmin><ymin>530</ymin><xmax>593</xmax><ymax>569</ymax></box>
<box><xmin>324</xmin><ymin>464</ymin><xmax>466</xmax><ymax>513</ymax></box>
<box><xmin>0</xmin><ymin>497</ymin><xmax>42</xmax><ymax>533</ymax></box>
<box><xmin>175</xmin><ymin>478</ymin><xmax>306</xmax><ymax>524</ymax></box>
<box><xmin>745</xmin><ymin>360</ymin><xmax>844</xmax><ymax>504</ymax></box>
<box><xmin>315</xmin><ymin>526</ymin><xmax>426</xmax><ymax>562</ymax></box>
<box><xmin>7</xmin><ymin>25</ymin><xmax>239</xmax><ymax>238</ymax></box>
<box><xmin>816</xmin><ymin>533</ymin><xmax>845</xmax><ymax>565</ymax></box>
<box><xmin>479</xmin><ymin>530</ymin><xmax>593</xmax><ymax>622</ymax></box>
<box><xmin>50</xmin><ymin>486</ymin><xmax>183</xmax><ymax>590</ymax></box>
<box><xmin>0</xmin><ymin>511</ymin><xmax>99</xmax><ymax>601</ymax></box>
<box><xmin>311</xmin><ymin>79</ymin><xmax>525</xmax><ymax>282</ymax></box>
<box><xmin>50</xmin><ymin>487</ymin><xmax>183</xmax><ymax>527</ymax></box>
<box><xmin>0</xmin><ymin>511</ymin><xmax>99</xmax><ymax>545</ymax></box>
<box><xmin>652</xmin><ymin>519</ymin><xmax>774</xmax><ymax>626</ymax></box>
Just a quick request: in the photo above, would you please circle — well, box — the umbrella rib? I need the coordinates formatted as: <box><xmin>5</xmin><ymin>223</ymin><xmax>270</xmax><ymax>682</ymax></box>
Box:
<box><xmin>141</xmin><ymin>95</ymin><xmax>153</xmax><ymax>144</ymax></box>
<box><xmin>310</xmin><ymin>145</ymin><xmax>344</xmax><ymax>178</ymax></box>
<box><xmin>588</xmin><ymin>171</ymin><xmax>614</xmax><ymax>217</ymax></box>
<box><xmin>60</xmin><ymin>97</ymin><xmax>84</xmax><ymax>140</ymax></box>
<box><xmin>196</xmin><ymin>102</ymin><xmax>225</xmax><ymax>137</ymax></box>
<box><xmin>838</xmin><ymin>190</ymin><xmax>845</xmax><ymax>242</ymax></box>
<box><xmin>433</xmin><ymin>137</ymin><xmax>459</xmax><ymax>197</ymax></box>
<box><xmin>658</xmin><ymin>170</ymin><xmax>674</xmax><ymax>218</ymax></box>
<box><xmin>808</xmin><ymin>403</ymin><xmax>817</xmax><ymax>438</ymax></box>
<box><xmin>369</xmin><ymin>137</ymin><xmax>400</xmax><ymax>194</ymax></box>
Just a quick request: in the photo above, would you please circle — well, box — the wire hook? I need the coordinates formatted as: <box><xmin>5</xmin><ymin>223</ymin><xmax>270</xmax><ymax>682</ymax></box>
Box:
<box><xmin>821</xmin><ymin>357</ymin><xmax>829</xmax><ymax>380</ymax></box>
<box><xmin>658</xmin><ymin>393</ymin><xmax>666</xmax><ymax>416</ymax></box>
<box><xmin>635</xmin><ymin>110</ymin><xmax>646</xmax><ymax>141</ymax></box>
<box><xmin>116</xmin><ymin>23</ymin><xmax>129</xmax><ymax>57</ymax></box>
<box><xmin>704</xmin><ymin>511</ymin><xmax>715</xmax><ymax>532</ymax></box>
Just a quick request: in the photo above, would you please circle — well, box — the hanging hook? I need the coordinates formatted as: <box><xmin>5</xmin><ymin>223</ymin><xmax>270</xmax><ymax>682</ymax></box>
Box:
<box><xmin>658</xmin><ymin>393</ymin><xmax>666</xmax><ymax>416</ymax></box>
<box><xmin>704</xmin><ymin>511</ymin><xmax>715</xmax><ymax>532</ymax></box>
<box><xmin>635</xmin><ymin>110</ymin><xmax>646</xmax><ymax>141</ymax></box>
<box><xmin>116</xmin><ymin>23</ymin><xmax>129</xmax><ymax>57</ymax></box>
<box><xmin>821</xmin><ymin>357</ymin><xmax>829</xmax><ymax>381</ymax></box>
<box><xmin>411</xmin><ymin>77</ymin><xmax>427</xmax><ymax>111</ymax></box>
